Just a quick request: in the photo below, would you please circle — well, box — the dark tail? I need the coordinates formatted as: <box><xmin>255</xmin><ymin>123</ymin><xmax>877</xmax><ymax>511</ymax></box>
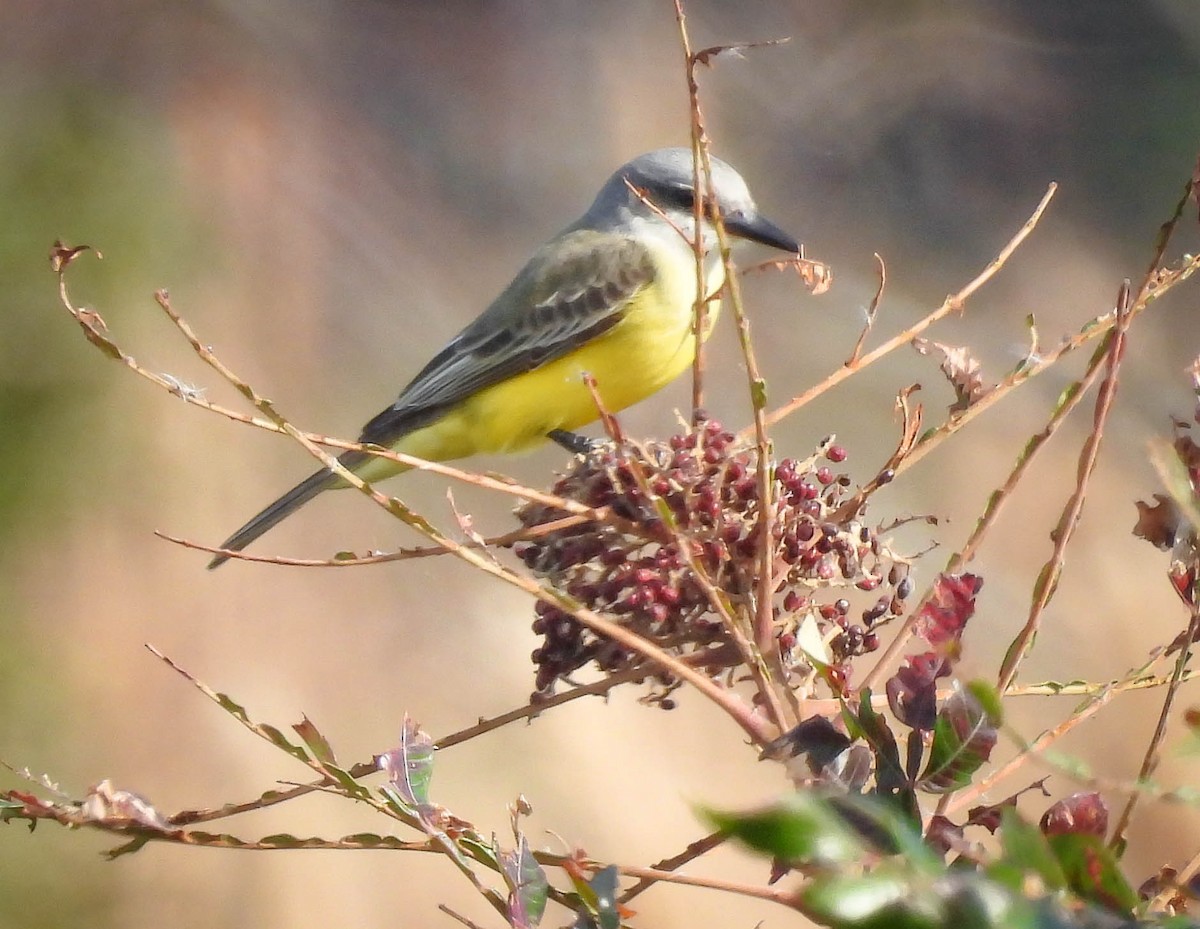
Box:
<box><xmin>207</xmin><ymin>451</ymin><xmax>368</xmax><ymax>569</ymax></box>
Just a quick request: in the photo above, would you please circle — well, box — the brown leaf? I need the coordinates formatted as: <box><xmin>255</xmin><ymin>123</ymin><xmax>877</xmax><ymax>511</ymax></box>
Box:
<box><xmin>49</xmin><ymin>240</ymin><xmax>93</xmax><ymax>271</ymax></box>
<box><xmin>796</xmin><ymin>258</ymin><xmax>833</xmax><ymax>295</ymax></box>
<box><xmin>692</xmin><ymin>37</ymin><xmax>789</xmax><ymax>68</ymax></box>
<box><xmin>78</xmin><ymin>307</ymin><xmax>109</xmax><ymax>333</ymax></box>
<box><xmin>912</xmin><ymin>338</ymin><xmax>990</xmax><ymax>413</ymax></box>
<box><xmin>1133</xmin><ymin>493</ymin><xmax>1180</xmax><ymax>550</ymax></box>
<box><xmin>80</xmin><ymin>779</ymin><xmax>174</xmax><ymax>832</ymax></box>
<box><xmin>743</xmin><ymin>256</ymin><xmax>833</xmax><ymax>296</ymax></box>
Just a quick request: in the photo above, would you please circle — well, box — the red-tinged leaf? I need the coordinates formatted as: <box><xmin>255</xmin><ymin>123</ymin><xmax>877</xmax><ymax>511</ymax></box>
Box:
<box><xmin>966</xmin><ymin>778</ymin><xmax>1051</xmax><ymax>834</ymax></box>
<box><xmin>1174</xmin><ymin>430</ymin><xmax>1200</xmax><ymax>485</ymax></box>
<box><xmin>919</xmin><ymin>682</ymin><xmax>999</xmax><ymax>793</ymax></box>
<box><xmin>1133</xmin><ymin>494</ymin><xmax>1180</xmax><ymax>550</ymax></box>
<box><xmin>1040</xmin><ymin>792</ymin><xmax>1108</xmax><ymax>838</ymax></box>
<box><xmin>1192</xmin><ymin>354</ymin><xmax>1200</xmax><ymax>425</ymax></box>
<box><xmin>925</xmin><ymin>814</ymin><xmax>964</xmax><ymax>857</ymax></box>
<box><xmin>885</xmin><ymin>652</ymin><xmax>950</xmax><ymax>731</ymax></box>
<box><xmin>1137</xmin><ymin>865</ymin><xmax>1200</xmax><ymax>909</ymax></box>
<box><xmin>501</xmin><ymin>835</ymin><xmax>549</xmax><ymax>929</ymax></box>
<box><xmin>913</xmin><ymin>573</ymin><xmax>983</xmax><ymax>648</ymax></box>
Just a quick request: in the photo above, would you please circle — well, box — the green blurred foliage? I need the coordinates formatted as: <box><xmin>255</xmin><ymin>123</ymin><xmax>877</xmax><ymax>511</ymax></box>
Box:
<box><xmin>0</xmin><ymin>89</ymin><xmax>201</xmax><ymax>524</ymax></box>
<box><xmin>0</xmin><ymin>87</ymin><xmax>203</xmax><ymax>929</ymax></box>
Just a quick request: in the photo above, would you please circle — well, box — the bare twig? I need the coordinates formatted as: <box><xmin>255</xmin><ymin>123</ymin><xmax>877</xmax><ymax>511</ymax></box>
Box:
<box><xmin>617</xmin><ymin>831</ymin><xmax>726</xmax><ymax>904</ymax></box>
<box><xmin>996</xmin><ymin>282</ymin><xmax>1132</xmax><ymax>691</ymax></box>
<box><xmin>1109</xmin><ymin>601</ymin><xmax>1200</xmax><ymax>847</ymax></box>
<box><xmin>846</xmin><ymin>253</ymin><xmax>885</xmax><ymax>366</ymax></box>
<box><xmin>757</xmin><ymin>184</ymin><xmax>1057</xmax><ymax>433</ymax></box>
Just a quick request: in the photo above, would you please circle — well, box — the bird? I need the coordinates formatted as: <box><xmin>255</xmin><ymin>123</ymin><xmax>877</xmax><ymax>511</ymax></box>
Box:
<box><xmin>208</xmin><ymin>147</ymin><xmax>799</xmax><ymax>568</ymax></box>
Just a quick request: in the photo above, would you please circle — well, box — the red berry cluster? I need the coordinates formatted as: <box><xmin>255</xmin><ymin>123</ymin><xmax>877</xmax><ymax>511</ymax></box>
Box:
<box><xmin>514</xmin><ymin>417</ymin><xmax>909</xmax><ymax>704</ymax></box>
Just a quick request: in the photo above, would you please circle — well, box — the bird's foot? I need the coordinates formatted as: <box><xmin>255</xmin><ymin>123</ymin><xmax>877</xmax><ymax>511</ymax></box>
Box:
<box><xmin>548</xmin><ymin>429</ymin><xmax>602</xmax><ymax>456</ymax></box>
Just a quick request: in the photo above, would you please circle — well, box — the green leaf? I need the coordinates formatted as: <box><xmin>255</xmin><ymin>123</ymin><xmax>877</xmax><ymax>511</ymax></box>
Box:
<box><xmin>919</xmin><ymin>683</ymin><xmax>998</xmax><ymax>793</ymax></box>
<box><xmin>501</xmin><ymin>836</ymin><xmax>548</xmax><ymax>929</ymax></box>
<box><xmin>570</xmin><ymin>865</ymin><xmax>621</xmax><ymax>929</ymax></box>
<box><xmin>751</xmin><ymin>378</ymin><xmax>768</xmax><ymax>409</ymax></box>
<box><xmin>703</xmin><ymin>792</ymin><xmax>865</xmax><ymax>867</ymax></box>
<box><xmin>1047</xmin><ymin>833</ymin><xmax>1138</xmax><ymax>914</ymax></box>
<box><xmin>378</xmin><ymin>716</ymin><xmax>435</xmax><ymax>809</ymax></box>
<box><xmin>293</xmin><ymin>716</ymin><xmax>337</xmax><ymax>766</ymax></box>
<box><xmin>846</xmin><ymin>689</ymin><xmax>908</xmax><ymax>795</ymax></box>
<box><xmin>255</xmin><ymin>725</ymin><xmax>311</xmax><ymax>763</ymax></box>
<box><xmin>990</xmin><ymin>809</ymin><xmax>1066</xmax><ymax>892</ymax></box>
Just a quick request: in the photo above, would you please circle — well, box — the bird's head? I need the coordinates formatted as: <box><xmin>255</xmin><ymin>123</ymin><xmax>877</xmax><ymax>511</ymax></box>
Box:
<box><xmin>587</xmin><ymin>147</ymin><xmax>799</xmax><ymax>255</ymax></box>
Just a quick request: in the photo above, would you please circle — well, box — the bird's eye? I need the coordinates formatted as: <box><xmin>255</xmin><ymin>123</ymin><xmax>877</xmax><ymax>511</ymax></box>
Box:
<box><xmin>656</xmin><ymin>183</ymin><xmax>695</xmax><ymax>211</ymax></box>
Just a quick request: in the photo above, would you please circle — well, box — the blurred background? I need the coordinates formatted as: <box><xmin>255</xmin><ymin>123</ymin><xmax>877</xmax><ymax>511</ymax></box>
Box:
<box><xmin>2</xmin><ymin>2</ymin><xmax>1200</xmax><ymax>926</ymax></box>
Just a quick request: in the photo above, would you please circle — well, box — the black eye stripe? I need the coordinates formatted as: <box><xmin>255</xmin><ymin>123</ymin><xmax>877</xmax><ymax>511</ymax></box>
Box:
<box><xmin>653</xmin><ymin>183</ymin><xmax>695</xmax><ymax>211</ymax></box>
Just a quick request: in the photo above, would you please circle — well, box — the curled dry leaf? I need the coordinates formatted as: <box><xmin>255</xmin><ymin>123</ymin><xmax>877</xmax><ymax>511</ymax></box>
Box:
<box><xmin>912</xmin><ymin>338</ymin><xmax>990</xmax><ymax>413</ymax></box>
<box><xmin>1133</xmin><ymin>494</ymin><xmax>1180</xmax><ymax>551</ymax></box>
<box><xmin>692</xmin><ymin>37</ymin><xmax>790</xmax><ymax>68</ymax></box>
<box><xmin>49</xmin><ymin>239</ymin><xmax>99</xmax><ymax>272</ymax></box>
<box><xmin>742</xmin><ymin>256</ymin><xmax>832</xmax><ymax>296</ymax></box>
<box><xmin>80</xmin><ymin>779</ymin><xmax>174</xmax><ymax>832</ymax></box>
<box><xmin>796</xmin><ymin>258</ymin><xmax>833</xmax><ymax>296</ymax></box>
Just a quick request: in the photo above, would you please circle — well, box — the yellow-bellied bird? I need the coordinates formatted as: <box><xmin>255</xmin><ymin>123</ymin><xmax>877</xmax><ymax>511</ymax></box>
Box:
<box><xmin>209</xmin><ymin>148</ymin><xmax>798</xmax><ymax>568</ymax></box>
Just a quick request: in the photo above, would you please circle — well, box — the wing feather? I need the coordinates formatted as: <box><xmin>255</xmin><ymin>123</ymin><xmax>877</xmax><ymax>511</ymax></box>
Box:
<box><xmin>358</xmin><ymin>230</ymin><xmax>655</xmax><ymax>446</ymax></box>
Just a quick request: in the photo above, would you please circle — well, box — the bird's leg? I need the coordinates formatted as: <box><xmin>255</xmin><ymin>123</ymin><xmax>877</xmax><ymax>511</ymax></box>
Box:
<box><xmin>547</xmin><ymin>429</ymin><xmax>600</xmax><ymax>455</ymax></box>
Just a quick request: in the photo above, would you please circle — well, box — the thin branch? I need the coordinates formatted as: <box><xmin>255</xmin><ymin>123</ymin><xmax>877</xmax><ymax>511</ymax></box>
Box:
<box><xmin>996</xmin><ymin>281</ymin><xmax>1133</xmax><ymax>691</ymax></box>
<box><xmin>1109</xmin><ymin>601</ymin><xmax>1200</xmax><ymax>847</ymax></box>
<box><xmin>617</xmin><ymin>831</ymin><xmax>726</xmax><ymax>904</ymax></box>
<box><xmin>757</xmin><ymin>183</ymin><xmax>1057</xmax><ymax>433</ymax></box>
<box><xmin>846</xmin><ymin>253</ymin><xmax>885</xmax><ymax>366</ymax></box>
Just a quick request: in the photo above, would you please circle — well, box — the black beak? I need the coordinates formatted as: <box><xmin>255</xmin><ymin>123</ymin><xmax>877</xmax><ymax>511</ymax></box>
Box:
<box><xmin>724</xmin><ymin>210</ymin><xmax>800</xmax><ymax>253</ymax></box>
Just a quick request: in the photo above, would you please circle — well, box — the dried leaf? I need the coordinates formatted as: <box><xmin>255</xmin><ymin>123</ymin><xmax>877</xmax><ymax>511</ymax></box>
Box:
<box><xmin>49</xmin><ymin>239</ymin><xmax>99</xmax><ymax>271</ymax></box>
<box><xmin>1133</xmin><ymin>493</ymin><xmax>1180</xmax><ymax>550</ymax></box>
<box><xmin>692</xmin><ymin>37</ymin><xmax>789</xmax><ymax>68</ymax></box>
<box><xmin>796</xmin><ymin>258</ymin><xmax>833</xmax><ymax>295</ymax></box>
<box><xmin>80</xmin><ymin>779</ymin><xmax>174</xmax><ymax>833</ymax></box>
<box><xmin>912</xmin><ymin>338</ymin><xmax>990</xmax><ymax>413</ymax></box>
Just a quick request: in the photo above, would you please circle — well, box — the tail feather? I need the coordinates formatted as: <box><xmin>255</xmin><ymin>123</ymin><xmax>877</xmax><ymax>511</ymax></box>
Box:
<box><xmin>207</xmin><ymin>451</ymin><xmax>369</xmax><ymax>569</ymax></box>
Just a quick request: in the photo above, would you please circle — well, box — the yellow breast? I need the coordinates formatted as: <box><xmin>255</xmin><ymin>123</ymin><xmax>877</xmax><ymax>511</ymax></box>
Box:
<box><xmin>392</xmin><ymin>238</ymin><xmax>722</xmax><ymax>465</ymax></box>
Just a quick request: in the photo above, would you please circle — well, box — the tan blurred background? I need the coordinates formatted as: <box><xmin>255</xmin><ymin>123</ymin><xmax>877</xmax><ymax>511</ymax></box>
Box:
<box><xmin>2</xmin><ymin>2</ymin><xmax>1200</xmax><ymax>927</ymax></box>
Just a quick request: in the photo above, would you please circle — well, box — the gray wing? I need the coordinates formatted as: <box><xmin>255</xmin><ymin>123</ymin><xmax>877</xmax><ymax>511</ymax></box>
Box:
<box><xmin>358</xmin><ymin>229</ymin><xmax>655</xmax><ymax>447</ymax></box>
